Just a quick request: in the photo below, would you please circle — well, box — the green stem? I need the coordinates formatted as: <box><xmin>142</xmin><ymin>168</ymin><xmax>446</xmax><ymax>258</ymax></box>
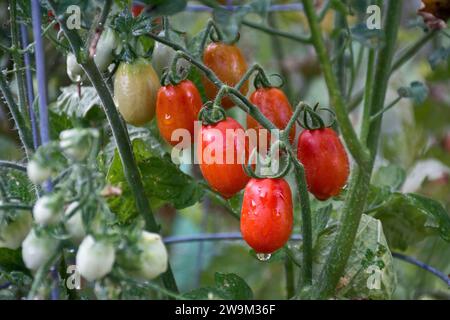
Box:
<box><xmin>285</xmin><ymin>258</ymin><xmax>295</xmax><ymax>299</ymax></box>
<box><xmin>366</xmin><ymin>0</ymin><xmax>404</xmax><ymax>164</ymax></box>
<box><xmin>242</xmin><ymin>20</ymin><xmax>311</xmax><ymax>44</ymax></box>
<box><xmin>313</xmin><ymin>0</ymin><xmax>404</xmax><ymax>299</ymax></box>
<box><xmin>9</xmin><ymin>0</ymin><xmax>28</xmax><ymax>119</ymax></box>
<box><xmin>46</xmin><ymin>0</ymin><xmax>178</xmax><ymax>295</ymax></box>
<box><xmin>370</xmin><ymin>96</ymin><xmax>402</xmax><ymax>123</ymax></box>
<box><xmin>283</xmin><ymin>102</ymin><xmax>305</xmax><ymax>140</ymax></box>
<box><xmin>27</xmin><ymin>248</ymin><xmax>61</xmax><ymax>299</ymax></box>
<box><xmin>334</xmin><ymin>7</ymin><xmax>348</xmax><ymax>96</ymax></box>
<box><xmin>0</xmin><ymin>203</ymin><xmax>32</xmax><ymax>210</ymax></box>
<box><xmin>360</xmin><ymin>49</ymin><xmax>375</xmax><ymax>144</ymax></box>
<box><xmin>291</xmin><ymin>157</ymin><xmax>313</xmax><ymax>287</ymax></box>
<box><xmin>0</xmin><ymin>73</ymin><xmax>33</xmax><ymax>157</ymax></box>
<box><xmin>301</xmin><ymin>0</ymin><xmax>369</xmax><ymax>168</ymax></box>
<box><xmin>0</xmin><ymin>160</ymin><xmax>27</xmax><ymax>172</ymax></box>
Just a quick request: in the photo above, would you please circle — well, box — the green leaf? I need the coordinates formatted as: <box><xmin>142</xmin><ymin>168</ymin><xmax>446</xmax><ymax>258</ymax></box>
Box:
<box><xmin>51</xmin><ymin>86</ymin><xmax>102</xmax><ymax>119</ymax></box>
<box><xmin>372</xmin><ymin>164</ymin><xmax>406</xmax><ymax>191</ymax></box>
<box><xmin>0</xmin><ymin>248</ymin><xmax>28</xmax><ymax>274</ymax></box>
<box><xmin>312</xmin><ymin>204</ymin><xmax>333</xmax><ymax>247</ymax></box>
<box><xmin>312</xmin><ymin>215</ymin><xmax>397</xmax><ymax>299</ymax></box>
<box><xmin>106</xmin><ymin>138</ymin><xmax>204</xmax><ymax>222</ymax></box>
<box><xmin>213</xmin><ymin>0</ymin><xmax>270</xmax><ymax>42</ymax></box>
<box><xmin>368</xmin><ymin>190</ymin><xmax>450</xmax><ymax>250</ymax></box>
<box><xmin>183</xmin><ymin>273</ymin><xmax>253</xmax><ymax>300</ymax></box>
<box><xmin>398</xmin><ymin>81</ymin><xmax>429</xmax><ymax>104</ymax></box>
<box><xmin>214</xmin><ymin>273</ymin><xmax>253</xmax><ymax>300</ymax></box>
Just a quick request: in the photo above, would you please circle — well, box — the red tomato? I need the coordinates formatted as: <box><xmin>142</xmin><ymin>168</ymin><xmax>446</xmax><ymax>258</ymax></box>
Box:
<box><xmin>241</xmin><ymin>178</ymin><xmax>293</xmax><ymax>254</ymax></box>
<box><xmin>197</xmin><ymin>117</ymin><xmax>250</xmax><ymax>198</ymax></box>
<box><xmin>47</xmin><ymin>11</ymin><xmax>60</xmax><ymax>31</ymax></box>
<box><xmin>132</xmin><ymin>4</ymin><xmax>145</xmax><ymax>17</ymax></box>
<box><xmin>201</xmin><ymin>42</ymin><xmax>248</xmax><ymax>109</ymax></box>
<box><xmin>297</xmin><ymin>128</ymin><xmax>349</xmax><ymax>200</ymax></box>
<box><xmin>156</xmin><ymin>80</ymin><xmax>203</xmax><ymax>147</ymax></box>
<box><xmin>247</xmin><ymin>87</ymin><xmax>296</xmax><ymax>149</ymax></box>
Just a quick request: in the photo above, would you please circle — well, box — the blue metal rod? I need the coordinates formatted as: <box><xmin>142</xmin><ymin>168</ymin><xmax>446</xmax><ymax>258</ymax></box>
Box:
<box><xmin>31</xmin><ymin>0</ymin><xmax>50</xmax><ymax>145</ymax></box>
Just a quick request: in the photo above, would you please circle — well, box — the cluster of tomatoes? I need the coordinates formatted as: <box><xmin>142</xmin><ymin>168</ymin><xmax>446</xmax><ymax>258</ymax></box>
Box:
<box><xmin>112</xmin><ymin>36</ymin><xmax>350</xmax><ymax>256</ymax></box>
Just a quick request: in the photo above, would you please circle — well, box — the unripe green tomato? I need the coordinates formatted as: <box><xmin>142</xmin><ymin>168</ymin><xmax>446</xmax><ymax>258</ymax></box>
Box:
<box><xmin>118</xmin><ymin>231</ymin><xmax>168</xmax><ymax>281</ymax></box>
<box><xmin>113</xmin><ymin>58</ymin><xmax>160</xmax><ymax>126</ymax></box>
<box><xmin>64</xmin><ymin>202</ymin><xmax>86</xmax><ymax>244</ymax></box>
<box><xmin>66</xmin><ymin>53</ymin><xmax>84</xmax><ymax>82</ymax></box>
<box><xmin>94</xmin><ymin>28</ymin><xmax>119</xmax><ymax>72</ymax></box>
<box><xmin>33</xmin><ymin>194</ymin><xmax>63</xmax><ymax>226</ymax></box>
<box><xmin>0</xmin><ymin>205</ymin><xmax>32</xmax><ymax>250</ymax></box>
<box><xmin>152</xmin><ymin>31</ymin><xmax>190</xmax><ymax>77</ymax></box>
<box><xmin>22</xmin><ymin>230</ymin><xmax>60</xmax><ymax>271</ymax></box>
<box><xmin>27</xmin><ymin>159</ymin><xmax>52</xmax><ymax>185</ymax></box>
<box><xmin>59</xmin><ymin>128</ymin><xmax>99</xmax><ymax>162</ymax></box>
<box><xmin>76</xmin><ymin>235</ymin><xmax>115</xmax><ymax>281</ymax></box>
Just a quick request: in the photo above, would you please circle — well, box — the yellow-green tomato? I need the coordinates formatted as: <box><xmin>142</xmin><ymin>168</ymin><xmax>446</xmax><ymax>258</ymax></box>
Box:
<box><xmin>0</xmin><ymin>208</ymin><xmax>32</xmax><ymax>250</ymax></box>
<box><xmin>113</xmin><ymin>58</ymin><xmax>160</xmax><ymax>126</ymax></box>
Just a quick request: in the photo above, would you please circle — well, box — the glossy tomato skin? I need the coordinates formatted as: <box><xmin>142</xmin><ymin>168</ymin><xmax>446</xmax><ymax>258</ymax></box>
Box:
<box><xmin>247</xmin><ymin>87</ymin><xmax>296</xmax><ymax>148</ymax></box>
<box><xmin>297</xmin><ymin>128</ymin><xmax>349</xmax><ymax>200</ymax></box>
<box><xmin>156</xmin><ymin>80</ymin><xmax>203</xmax><ymax>146</ymax></box>
<box><xmin>201</xmin><ymin>42</ymin><xmax>248</xmax><ymax>109</ymax></box>
<box><xmin>241</xmin><ymin>178</ymin><xmax>293</xmax><ymax>254</ymax></box>
<box><xmin>132</xmin><ymin>4</ymin><xmax>145</xmax><ymax>17</ymax></box>
<box><xmin>197</xmin><ymin>117</ymin><xmax>250</xmax><ymax>198</ymax></box>
<box><xmin>114</xmin><ymin>58</ymin><xmax>160</xmax><ymax>126</ymax></box>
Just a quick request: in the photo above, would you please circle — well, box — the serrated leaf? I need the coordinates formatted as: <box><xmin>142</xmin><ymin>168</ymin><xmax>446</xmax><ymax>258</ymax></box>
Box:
<box><xmin>51</xmin><ymin>86</ymin><xmax>102</xmax><ymax>119</ymax></box>
<box><xmin>372</xmin><ymin>164</ymin><xmax>406</xmax><ymax>191</ymax></box>
<box><xmin>368</xmin><ymin>191</ymin><xmax>450</xmax><ymax>250</ymax></box>
<box><xmin>311</xmin><ymin>215</ymin><xmax>397</xmax><ymax>299</ymax></box>
<box><xmin>106</xmin><ymin>138</ymin><xmax>203</xmax><ymax>222</ymax></box>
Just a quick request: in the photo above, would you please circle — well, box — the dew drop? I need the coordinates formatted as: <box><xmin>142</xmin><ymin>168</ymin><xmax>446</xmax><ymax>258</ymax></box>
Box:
<box><xmin>164</xmin><ymin>113</ymin><xmax>172</xmax><ymax>120</ymax></box>
<box><xmin>250</xmin><ymin>199</ymin><xmax>257</xmax><ymax>208</ymax></box>
<box><xmin>256</xmin><ymin>253</ymin><xmax>271</xmax><ymax>261</ymax></box>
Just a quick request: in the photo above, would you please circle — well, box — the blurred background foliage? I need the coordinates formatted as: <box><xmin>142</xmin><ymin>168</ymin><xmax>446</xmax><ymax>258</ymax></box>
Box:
<box><xmin>0</xmin><ymin>0</ymin><xmax>449</xmax><ymax>299</ymax></box>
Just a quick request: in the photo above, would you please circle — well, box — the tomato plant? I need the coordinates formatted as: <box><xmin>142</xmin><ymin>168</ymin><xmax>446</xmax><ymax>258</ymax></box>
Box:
<box><xmin>0</xmin><ymin>0</ymin><xmax>449</xmax><ymax>303</ymax></box>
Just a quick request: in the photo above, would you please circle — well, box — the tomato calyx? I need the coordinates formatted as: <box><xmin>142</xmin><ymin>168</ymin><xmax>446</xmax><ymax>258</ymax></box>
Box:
<box><xmin>297</xmin><ymin>102</ymin><xmax>336</xmax><ymax>130</ymax></box>
<box><xmin>198</xmin><ymin>101</ymin><xmax>227</xmax><ymax>125</ymax></box>
<box><xmin>244</xmin><ymin>140</ymin><xmax>292</xmax><ymax>180</ymax></box>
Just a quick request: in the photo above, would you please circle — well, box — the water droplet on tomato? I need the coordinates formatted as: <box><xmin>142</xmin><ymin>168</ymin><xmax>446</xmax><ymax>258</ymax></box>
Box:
<box><xmin>251</xmin><ymin>199</ymin><xmax>257</xmax><ymax>208</ymax></box>
<box><xmin>256</xmin><ymin>253</ymin><xmax>271</xmax><ymax>261</ymax></box>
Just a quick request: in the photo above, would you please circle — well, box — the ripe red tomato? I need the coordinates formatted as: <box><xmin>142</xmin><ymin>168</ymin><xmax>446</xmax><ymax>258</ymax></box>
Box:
<box><xmin>197</xmin><ymin>117</ymin><xmax>250</xmax><ymax>198</ymax></box>
<box><xmin>132</xmin><ymin>4</ymin><xmax>145</xmax><ymax>17</ymax></box>
<box><xmin>241</xmin><ymin>178</ymin><xmax>293</xmax><ymax>254</ymax></box>
<box><xmin>47</xmin><ymin>11</ymin><xmax>60</xmax><ymax>31</ymax></box>
<box><xmin>156</xmin><ymin>80</ymin><xmax>203</xmax><ymax>147</ymax></box>
<box><xmin>247</xmin><ymin>87</ymin><xmax>296</xmax><ymax>149</ymax></box>
<box><xmin>297</xmin><ymin>128</ymin><xmax>349</xmax><ymax>200</ymax></box>
<box><xmin>201</xmin><ymin>42</ymin><xmax>248</xmax><ymax>109</ymax></box>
